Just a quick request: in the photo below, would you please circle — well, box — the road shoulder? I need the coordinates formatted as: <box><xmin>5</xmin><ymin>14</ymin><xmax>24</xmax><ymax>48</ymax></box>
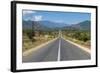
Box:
<box><xmin>23</xmin><ymin>38</ymin><xmax>58</xmax><ymax>56</ymax></box>
<box><xmin>62</xmin><ymin>37</ymin><xmax>91</xmax><ymax>54</ymax></box>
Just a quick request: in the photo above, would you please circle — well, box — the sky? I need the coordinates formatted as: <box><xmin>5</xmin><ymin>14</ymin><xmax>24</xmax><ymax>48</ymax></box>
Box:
<box><xmin>22</xmin><ymin>10</ymin><xmax>91</xmax><ymax>25</ymax></box>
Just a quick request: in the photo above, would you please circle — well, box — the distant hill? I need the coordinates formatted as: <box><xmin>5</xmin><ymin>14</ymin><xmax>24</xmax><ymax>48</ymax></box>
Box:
<box><xmin>23</xmin><ymin>20</ymin><xmax>50</xmax><ymax>31</ymax></box>
<box><xmin>23</xmin><ymin>20</ymin><xmax>32</xmax><ymax>29</ymax></box>
<box><xmin>62</xmin><ymin>20</ymin><xmax>91</xmax><ymax>31</ymax></box>
<box><xmin>77</xmin><ymin>20</ymin><xmax>90</xmax><ymax>30</ymax></box>
<box><xmin>23</xmin><ymin>20</ymin><xmax>90</xmax><ymax>31</ymax></box>
<box><xmin>23</xmin><ymin>20</ymin><xmax>67</xmax><ymax>30</ymax></box>
<box><xmin>38</xmin><ymin>21</ymin><xmax>67</xmax><ymax>28</ymax></box>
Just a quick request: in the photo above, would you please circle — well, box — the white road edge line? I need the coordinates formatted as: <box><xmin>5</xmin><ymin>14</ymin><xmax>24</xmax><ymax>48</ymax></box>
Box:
<box><xmin>62</xmin><ymin>37</ymin><xmax>91</xmax><ymax>54</ymax></box>
<box><xmin>57</xmin><ymin>38</ymin><xmax>61</xmax><ymax>61</ymax></box>
<box><xmin>23</xmin><ymin>38</ymin><xmax>58</xmax><ymax>56</ymax></box>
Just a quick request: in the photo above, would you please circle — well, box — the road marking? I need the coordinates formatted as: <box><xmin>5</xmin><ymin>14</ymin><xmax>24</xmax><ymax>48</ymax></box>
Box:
<box><xmin>57</xmin><ymin>38</ymin><xmax>61</xmax><ymax>61</ymax></box>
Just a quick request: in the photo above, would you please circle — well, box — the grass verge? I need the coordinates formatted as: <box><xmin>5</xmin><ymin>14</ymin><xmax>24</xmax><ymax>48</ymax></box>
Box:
<box><xmin>63</xmin><ymin>36</ymin><xmax>91</xmax><ymax>49</ymax></box>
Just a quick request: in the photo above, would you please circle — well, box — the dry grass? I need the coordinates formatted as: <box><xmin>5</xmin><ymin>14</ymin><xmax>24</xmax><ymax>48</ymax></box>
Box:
<box><xmin>63</xmin><ymin>35</ymin><xmax>91</xmax><ymax>49</ymax></box>
<box><xmin>22</xmin><ymin>35</ymin><xmax>55</xmax><ymax>52</ymax></box>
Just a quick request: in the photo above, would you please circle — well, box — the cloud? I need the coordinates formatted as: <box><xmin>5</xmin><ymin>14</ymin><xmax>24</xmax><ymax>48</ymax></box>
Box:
<box><xmin>23</xmin><ymin>11</ymin><xmax>36</xmax><ymax>15</ymax></box>
<box><xmin>23</xmin><ymin>11</ymin><xmax>43</xmax><ymax>21</ymax></box>
<box><xmin>32</xmin><ymin>15</ymin><xmax>43</xmax><ymax>21</ymax></box>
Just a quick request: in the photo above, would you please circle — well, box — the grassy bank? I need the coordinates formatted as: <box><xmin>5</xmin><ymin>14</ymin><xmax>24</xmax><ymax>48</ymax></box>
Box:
<box><xmin>22</xmin><ymin>29</ymin><xmax>58</xmax><ymax>52</ymax></box>
<box><xmin>62</xmin><ymin>30</ymin><xmax>91</xmax><ymax>49</ymax></box>
<box><xmin>63</xmin><ymin>36</ymin><xmax>90</xmax><ymax>49</ymax></box>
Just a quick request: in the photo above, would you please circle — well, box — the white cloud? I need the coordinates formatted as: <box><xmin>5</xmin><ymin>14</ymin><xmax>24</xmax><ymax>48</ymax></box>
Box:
<box><xmin>32</xmin><ymin>15</ymin><xmax>43</xmax><ymax>21</ymax></box>
<box><xmin>23</xmin><ymin>11</ymin><xmax>36</xmax><ymax>15</ymax></box>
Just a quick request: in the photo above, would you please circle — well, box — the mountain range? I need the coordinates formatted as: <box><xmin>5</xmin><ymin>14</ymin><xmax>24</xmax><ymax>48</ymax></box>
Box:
<box><xmin>23</xmin><ymin>20</ymin><xmax>50</xmax><ymax>31</ymax></box>
<box><xmin>23</xmin><ymin>20</ymin><xmax>90</xmax><ymax>31</ymax></box>
<box><xmin>62</xmin><ymin>20</ymin><xmax>90</xmax><ymax>30</ymax></box>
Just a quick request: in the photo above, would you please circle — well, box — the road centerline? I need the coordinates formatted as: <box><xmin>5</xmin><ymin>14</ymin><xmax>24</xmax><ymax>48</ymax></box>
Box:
<box><xmin>57</xmin><ymin>38</ymin><xmax>61</xmax><ymax>61</ymax></box>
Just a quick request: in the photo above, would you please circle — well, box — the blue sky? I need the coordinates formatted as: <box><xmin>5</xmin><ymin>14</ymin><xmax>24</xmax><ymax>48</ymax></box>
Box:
<box><xmin>23</xmin><ymin>10</ymin><xmax>91</xmax><ymax>25</ymax></box>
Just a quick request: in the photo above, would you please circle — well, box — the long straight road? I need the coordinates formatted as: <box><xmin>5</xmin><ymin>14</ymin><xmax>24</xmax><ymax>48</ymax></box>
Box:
<box><xmin>22</xmin><ymin>38</ymin><xmax>90</xmax><ymax>63</ymax></box>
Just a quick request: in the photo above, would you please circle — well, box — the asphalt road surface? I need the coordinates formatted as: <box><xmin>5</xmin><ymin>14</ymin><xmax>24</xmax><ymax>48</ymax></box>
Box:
<box><xmin>22</xmin><ymin>38</ymin><xmax>91</xmax><ymax>63</ymax></box>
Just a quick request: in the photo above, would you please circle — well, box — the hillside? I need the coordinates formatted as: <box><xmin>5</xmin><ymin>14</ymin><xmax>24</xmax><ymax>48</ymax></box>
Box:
<box><xmin>23</xmin><ymin>20</ymin><xmax>50</xmax><ymax>31</ymax></box>
<box><xmin>62</xmin><ymin>20</ymin><xmax>91</xmax><ymax>30</ymax></box>
<box><xmin>23</xmin><ymin>20</ymin><xmax>91</xmax><ymax>31</ymax></box>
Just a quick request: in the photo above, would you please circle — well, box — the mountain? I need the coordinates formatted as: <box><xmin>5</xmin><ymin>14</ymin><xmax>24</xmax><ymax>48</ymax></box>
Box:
<box><xmin>23</xmin><ymin>20</ymin><xmax>32</xmax><ymax>29</ymax></box>
<box><xmin>23</xmin><ymin>20</ymin><xmax>90</xmax><ymax>31</ymax></box>
<box><xmin>62</xmin><ymin>20</ymin><xmax>91</xmax><ymax>30</ymax></box>
<box><xmin>77</xmin><ymin>20</ymin><xmax>90</xmax><ymax>30</ymax></box>
<box><xmin>23</xmin><ymin>20</ymin><xmax>68</xmax><ymax>30</ymax></box>
<box><xmin>38</xmin><ymin>21</ymin><xmax>67</xmax><ymax>28</ymax></box>
<box><xmin>23</xmin><ymin>20</ymin><xmax>50</xmax><ymax>31</ymax></box>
